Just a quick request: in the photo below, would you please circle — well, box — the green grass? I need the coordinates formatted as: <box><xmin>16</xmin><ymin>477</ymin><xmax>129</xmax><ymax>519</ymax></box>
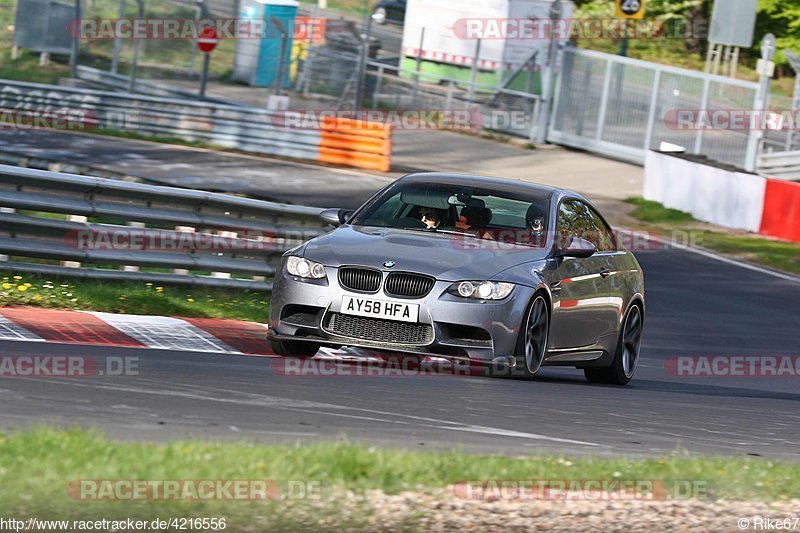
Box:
<box><xmin>0</xmin><ymin>272</ymin><xmax>269</xmax><ymax>322</ymax></box>
<box><xmin>625</xmin><ymin>197</ymin><xmax>696</xmax><ymax>224</ymax></box>
<box><xmin>299</xmin><ymin>0</ymin><xmax>374</xmax><ymax>17</ymax></box>
<box><xmin>92</xmin><ymin>128</ymin><xmax>213</xmax><ymax>149</ymax></box>
<box><xmin>697</xmin><ymin>232</ymin><xmax>800</xmax><ymax>275</ymax></box>
<box><xmin>624</xmin><ymin>197</ymin><xmax>800</xmax><ymax>275</ymax></box>
<box><xmin>0</xmin><ymin>50</ymin><xmax>68</xmax><ymax>84</ymax></box>
<box><xmin>0</xmin><ymin>428</ymin><xmax>798</xmax><ymax>528</ymax></box>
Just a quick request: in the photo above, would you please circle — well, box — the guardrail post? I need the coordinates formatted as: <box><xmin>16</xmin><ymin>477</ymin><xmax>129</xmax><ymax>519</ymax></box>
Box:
<box><xmin>123</xmin><ymin>222</ymin><xmax>145</xmax><ymax>272</ymax></box>
<box><xmin>173</xmin><ymin>226</ymin><xmax>195</xmax><ymax>275</ymax></box>
<box><xmin>0</xmin><ymin>207</ymin><xmax>13</xmax><ymax>262</ymax></box>
<box><xmin>211</xmin><ymin>230</ymin><xmax>237</xmax><ymax>278</ymax></box>
<box><xmin>62</xmin><ymin>215</ymin><xmax>87</xmax><ymax>268</ymax></box>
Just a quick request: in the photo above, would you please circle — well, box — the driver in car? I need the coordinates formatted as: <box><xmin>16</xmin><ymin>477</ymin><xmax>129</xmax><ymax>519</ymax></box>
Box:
<box><xmin>420</xmin><ymin>208</ymin><xmax>443</xmax><ymax>229</ymax></box>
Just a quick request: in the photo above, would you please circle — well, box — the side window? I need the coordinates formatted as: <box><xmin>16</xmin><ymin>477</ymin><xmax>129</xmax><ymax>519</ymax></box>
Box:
<box><xmin>586</xmin><ymin>205</ymin><xmax>616</xmax><ymax>252</ymax></box>
<box><xmin>557</xmin><ymin>200</ymin><xmax>615</xmax><ymax>252</ymax></box>
<box><xmin>556</xmin><ymin>200</ymin><xmax>584</xmax><ymax>249</ymax></box>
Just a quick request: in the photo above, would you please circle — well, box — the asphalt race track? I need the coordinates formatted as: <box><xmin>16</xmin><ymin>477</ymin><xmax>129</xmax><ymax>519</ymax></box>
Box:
<box><xmin>1</xmin><ymin>245</ymin><xmax>798</xmax><ymax>459</ymax></box>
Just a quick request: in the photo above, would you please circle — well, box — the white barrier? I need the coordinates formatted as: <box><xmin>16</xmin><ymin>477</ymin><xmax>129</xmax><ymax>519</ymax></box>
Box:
<box><xmin>644</xmin><ymin>151</ymin><xmax>767</xmax><ymax>233</ymax></box>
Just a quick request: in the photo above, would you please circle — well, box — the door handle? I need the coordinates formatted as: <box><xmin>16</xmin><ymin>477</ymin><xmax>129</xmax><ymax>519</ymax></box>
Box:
<box><xmin>599</xmin><ymin>268</ymin><xmax>611</xmax><ymax>278</ymax></box>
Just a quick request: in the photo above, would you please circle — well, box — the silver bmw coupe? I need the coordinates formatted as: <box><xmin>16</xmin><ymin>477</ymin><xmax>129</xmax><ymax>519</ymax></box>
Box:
<box><xmin>268</xmin><ymin>173</ymin><xmax>645</xmax><ymax>384</ymax></box>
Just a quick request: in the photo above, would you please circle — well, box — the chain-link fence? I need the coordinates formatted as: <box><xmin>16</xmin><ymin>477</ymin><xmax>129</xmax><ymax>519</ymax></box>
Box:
<box><xmin>550</xmin><ymin>46</ymin><xmax>761</xmax><ymax>170</ymax></box>
<box><xmin>297</xmin><ymin>44</ymin><xmax>542</xmax><ymax>138</ymax></box>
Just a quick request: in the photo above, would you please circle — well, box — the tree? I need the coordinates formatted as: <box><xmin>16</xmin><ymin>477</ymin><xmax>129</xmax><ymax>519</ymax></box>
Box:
<box><xmin>755</xmin><ymin>0</ymin><xmax>800</xmax><ymax>65</ymax></box>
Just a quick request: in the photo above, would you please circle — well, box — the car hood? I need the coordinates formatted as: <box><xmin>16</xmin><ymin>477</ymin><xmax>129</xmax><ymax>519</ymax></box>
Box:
<box><xmin>301</xmin><ymin>225</ymin><xmax>548</xmax><ymax>281</ymax></box>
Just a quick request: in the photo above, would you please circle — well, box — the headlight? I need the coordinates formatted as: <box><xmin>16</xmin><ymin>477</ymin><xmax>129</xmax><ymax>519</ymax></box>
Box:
<box><xmin>448</xmin><ymin>281</ymin><xmax>514</xmax><ymax>300</ymax></box>
<box><xmin>286</xmin><ymin>256</ymin><xmax>326</xmax><ymax>279</ymax></box>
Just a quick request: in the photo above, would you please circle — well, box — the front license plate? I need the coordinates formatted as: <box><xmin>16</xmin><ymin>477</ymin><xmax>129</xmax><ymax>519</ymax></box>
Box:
<box><xmin>341</xmin><ymin>295</ymin><xmax>419</xmax><ymax>323</ymax></box>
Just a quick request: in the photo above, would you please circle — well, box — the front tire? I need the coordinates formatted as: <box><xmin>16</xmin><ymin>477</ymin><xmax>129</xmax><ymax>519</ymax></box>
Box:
<box><xmin>269</xmin><ymin>339</ymin><xmax>320</xmax><ymax>358</ymax></box>
<box><xmin>515</xmin><ymin>294</ymin><xmax>549</xmax><ymax>380</ymax></box>
<box><xmin>584</xmin><ymin>303</ymin><xmax>643</xmax><ymax>385</ymax></box>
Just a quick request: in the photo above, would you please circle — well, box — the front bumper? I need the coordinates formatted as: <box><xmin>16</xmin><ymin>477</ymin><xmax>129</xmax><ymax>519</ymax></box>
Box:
<box><xmin>268</xmin><ymin>266</ymin><xmax>536</xmax><ymax>365</ymax></box>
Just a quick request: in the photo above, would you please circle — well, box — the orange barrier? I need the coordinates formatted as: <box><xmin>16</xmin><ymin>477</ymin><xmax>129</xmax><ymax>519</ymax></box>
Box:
<box><xmin>759</xmin><ymin>179</ymin><xmax>800</xmax><ymax>243</ymax></box>
<box><xmin>317</xmin><ymin>117</ymin><xmax>393</xmax><ymax>172</ymax></box>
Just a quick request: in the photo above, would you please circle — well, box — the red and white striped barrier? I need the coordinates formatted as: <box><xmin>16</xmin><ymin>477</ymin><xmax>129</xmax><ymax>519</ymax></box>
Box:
<box><xmin>644</xmin><ymin>151</ymin><xmax>800</xmax><ymax>243</ymax></box>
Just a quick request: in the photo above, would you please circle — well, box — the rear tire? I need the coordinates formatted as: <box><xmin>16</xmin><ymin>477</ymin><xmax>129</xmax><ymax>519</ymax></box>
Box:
<box><xmin>269</xmin><ymin>339</ymin><xmax>320</xmax><ymax>358</ymax></box>
<box><xmin>584</xmin><ymin>303</ymin><xmax>643</xmax><ymax>385</ymax></box>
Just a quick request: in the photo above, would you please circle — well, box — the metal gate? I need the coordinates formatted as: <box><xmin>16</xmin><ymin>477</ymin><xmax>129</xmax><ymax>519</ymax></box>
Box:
<box><xmin>548</xmin><ymin>47</ymin><xmax>761</xmax><ymax>171</ymax></box>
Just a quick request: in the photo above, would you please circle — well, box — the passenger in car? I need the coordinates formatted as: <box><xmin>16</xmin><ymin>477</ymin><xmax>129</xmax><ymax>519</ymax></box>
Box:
<box><xmin>456</xmin><ymin>205</ymin><xmax>494</xmax><ymax>239</ymax></box>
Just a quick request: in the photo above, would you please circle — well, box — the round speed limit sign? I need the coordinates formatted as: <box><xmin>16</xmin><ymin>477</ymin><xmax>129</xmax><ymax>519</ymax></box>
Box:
<box><xmin>615</xmin><ymin>0</ymin><xmax>646</xmax><ymax>19</ymax></box>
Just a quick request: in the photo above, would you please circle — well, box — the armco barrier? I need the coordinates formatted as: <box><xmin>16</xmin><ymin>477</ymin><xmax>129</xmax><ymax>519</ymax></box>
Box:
<box><xmin>0</xmin><ymin>79</ymin><xmax>392</xmax><ymax>172</ymax></box>
<box><xmin>644</xmin><ymin>151</ymin><xmax>800</xmax><ymax>244</ymax></box>
<box><xmin>760</xmin><ymin>180</ymin><xmax>800</xmax><ymax>243</ymax></box>
<box><xmin>0</xmin><ymin>164</ymin><xmax>326</xmax><ymax>289</ymax></box>
<box><xmin>758</xmin><ymin>149</ymin><xmax>800</xmax><ymax>181</ymax></box>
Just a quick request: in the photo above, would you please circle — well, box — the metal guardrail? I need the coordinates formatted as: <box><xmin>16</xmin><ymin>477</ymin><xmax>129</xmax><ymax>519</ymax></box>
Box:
<box><xmin>758</xmin><ymin>149</ymin><xmax>800</xmax><ymax>180</ymax></box>
<box><xmin>0</xmin><ymin>165</ymin><xmax>326</xmax><ymax>290</ymax></box>
<box><xmin>75</xmin><ymin>66</ymin><xmax>241</xmax><ymax>106</ymax></box>
<box><xmin>0</xmin><ymin>78</ymin><xmax>393</xmax><ymax>171</ymax></box>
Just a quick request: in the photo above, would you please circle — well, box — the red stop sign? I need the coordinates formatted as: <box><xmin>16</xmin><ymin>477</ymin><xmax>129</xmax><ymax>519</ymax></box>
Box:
<box><xmin>197</xmin><ymin>27</ymin><xmax>218</xmax><ymax>53</ymax></box>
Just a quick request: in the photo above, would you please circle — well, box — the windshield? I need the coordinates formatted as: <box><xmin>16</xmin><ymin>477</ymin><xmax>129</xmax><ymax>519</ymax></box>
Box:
<box><xmin>350</xmin><ymin>182</ymin><xmax>550</xmax><ymax>247</ymax></box>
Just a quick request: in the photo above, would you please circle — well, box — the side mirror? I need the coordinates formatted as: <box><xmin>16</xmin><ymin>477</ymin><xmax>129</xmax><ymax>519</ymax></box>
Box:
<box><xmin>557</xmin><ymin>237</ymin><xmax>596</xmax><ymax>259</ymax></box>
<box><xmin>319</xmin><ymin>208</ymin><xmax>352</xmax><ymax>227</ymax></box>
